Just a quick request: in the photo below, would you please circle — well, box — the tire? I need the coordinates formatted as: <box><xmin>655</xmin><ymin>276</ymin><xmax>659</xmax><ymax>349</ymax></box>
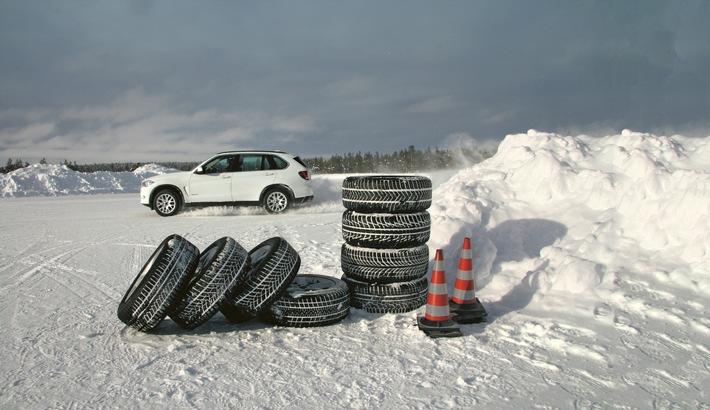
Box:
<box><xmin>170</xmin><ymin>237</ymin><xmax>251</xmax><ymax>330</ymax></box>
<box><xmin>221</xmin><ymin>237</ymin><xmax>301</xmax><ymax>322</ymax></box>
<box><xmin>342</xmin><ymin>175</ymin><xmax>432</xmax><ymax>213</ymax></box>
<box><xmin>154</xmin><ymin>189</ymin><xmax>182</xmax><ymax>217</ymax></box>
<box><xmin>263</xmin><ymin>188</ymin><xmax>291</xmax><ymax>213</ymax></box>
<box><xmin>341</xmin><ymin>274</ymin><xmax>428</xmax><ymax>314</ymax></box>
<box><xmin>341</xmin><ymin>243</ymin><xmax>429</xmax><ymax>283</ymax></box>
<box><xmin>341</xmin><ymin>211</ymin><xmax>431</xmax><ymax>249</ymax></box>
<box><xmin>117</xmin><ymin>235</ymin><xmax>200</xmax><ymax>332</ymax></box>
<box><xmin>263</xmin><ymin>275</ymin><xmax>350</xmax><ymax>327</ymax></box>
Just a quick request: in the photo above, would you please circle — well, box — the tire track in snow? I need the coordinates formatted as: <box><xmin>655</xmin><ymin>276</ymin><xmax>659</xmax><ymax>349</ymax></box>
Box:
<box><xmin>7</xmin><ymin>232</ymin><xmax>128</xmax><ymax>303</ymax></box>
<box><xmin>0</xmin><ymin>225</ymin><xmax>142</xmax><ymax>407</ymax></box>
<box><xmin>0</xmin><ymin>238</ymin><xmax>91</xmax><ymax>334</ymax></box>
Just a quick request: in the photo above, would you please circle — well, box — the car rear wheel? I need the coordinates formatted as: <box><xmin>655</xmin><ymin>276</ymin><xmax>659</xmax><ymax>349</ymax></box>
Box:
<box><xmin>154</xmin><ymin>189</ymin><xmax>181</xmax><ymax>217</ymax></box>
<box><xmin>263</xmin><ymin>188</ymin><xmax>290</xmax><ymax>213</ymax></box>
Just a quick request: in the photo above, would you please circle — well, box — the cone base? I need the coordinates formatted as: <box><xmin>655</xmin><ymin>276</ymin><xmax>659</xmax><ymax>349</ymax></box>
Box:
<box><xmin>450</xmin><ymin>299</ymin><xmax>488</xmax><ymax>324</ymax></box>
<box><xmin>417</xmin><ymin>316</ymin><xmax>463</xmax><ymax>338</ymax></box>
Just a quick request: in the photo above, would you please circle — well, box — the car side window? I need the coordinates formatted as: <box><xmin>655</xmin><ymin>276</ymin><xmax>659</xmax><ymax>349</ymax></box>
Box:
<box><xmin>266</xmin><ymin>155</ymin><xmax>288</xmax><ymax>170</ymax></box>
<box><xmin>237</xmin><ymin>155</ymin><xmax>263</xmax><ymax>172</ymax></box>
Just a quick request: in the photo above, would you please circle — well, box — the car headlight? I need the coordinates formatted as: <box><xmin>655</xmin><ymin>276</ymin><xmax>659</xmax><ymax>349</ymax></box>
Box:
<box><xmin>141</xmin><ymin>179</ymin><xmax>155</xmax><ymax>188</ymax></box>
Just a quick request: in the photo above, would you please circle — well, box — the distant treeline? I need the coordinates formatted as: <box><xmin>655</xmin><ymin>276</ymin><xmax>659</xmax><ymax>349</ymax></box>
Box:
<box><xmin>306</xmin><ymin>145</ymin><xmax>494</xmax><ymax>173</ymax></box>
<box><xmin>2</xmin><ymin>145</ymin><xmax>494</xmax><ymax>174</ymax></box>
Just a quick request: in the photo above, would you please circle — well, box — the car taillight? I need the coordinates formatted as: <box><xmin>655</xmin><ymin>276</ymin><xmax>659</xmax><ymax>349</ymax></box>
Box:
<box><xmin>298</xmin><ymin>171</ymin><xmax>310</xmax><ymax>180</ymax></box>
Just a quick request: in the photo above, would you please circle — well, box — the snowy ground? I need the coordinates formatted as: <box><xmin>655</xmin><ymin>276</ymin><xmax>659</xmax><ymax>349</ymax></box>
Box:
<box><xmin>1</xmin><ymin>130</ymin><xmax>709</xmax><ymax>409</ymax></box>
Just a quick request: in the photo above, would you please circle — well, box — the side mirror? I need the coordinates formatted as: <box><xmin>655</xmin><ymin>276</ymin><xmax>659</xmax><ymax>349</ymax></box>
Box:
<box><xmin>195</xmin><ymin>166</ymin><xmax>204</xmax><ymax>174</ymax></box>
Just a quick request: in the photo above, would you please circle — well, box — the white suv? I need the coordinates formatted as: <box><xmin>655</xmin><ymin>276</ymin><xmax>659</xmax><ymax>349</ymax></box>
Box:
<box><xmin>140</xmin><ymin>151</ymin><xmax>314</xmax><ymax>216</ymax></box>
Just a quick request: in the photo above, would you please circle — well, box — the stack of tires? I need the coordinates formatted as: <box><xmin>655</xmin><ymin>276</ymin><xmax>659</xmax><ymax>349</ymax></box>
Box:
<box><xmin>340</xmin><ymin>175</ymin><xmax>433</xmax><ymax>313</ymax></box>
<box><xmin>117</xmin><ymin>235</ymin><xmax>349</xmax><ymax>332</ymax></box>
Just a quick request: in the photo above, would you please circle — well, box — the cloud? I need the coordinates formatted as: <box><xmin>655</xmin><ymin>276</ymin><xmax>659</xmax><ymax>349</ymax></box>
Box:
<box><xmin>4</xmin><ymin>122</ymin><xmax>56</xmax><ymax>145</ymax></box>
<box><xmin>477</xmin><ymin>109</ymin><xmax>509</xmax><ymax>125</ymax></box>
<box><xmin>0</xmin><ymin>88</ymin><xmax>321</xmax><ymax>163</ymax></box>
<box><xmin>326</xmin><ymin>78</ymin><xmax>376</xmax><ymax>97</ymax></box>
<box><xmin>64</xmin><ymin>89</ymin><xmax>169</xmax><ymax>124</ymax></box>
<box><xmin>269</xmin><ymin>116</ymin><xmax>317</xmax><ymax>134</ymax></box>
<box><xmin>404</xmin><ymin>96</ymin><xmax>467</xmax><ymax>115</ymax></box>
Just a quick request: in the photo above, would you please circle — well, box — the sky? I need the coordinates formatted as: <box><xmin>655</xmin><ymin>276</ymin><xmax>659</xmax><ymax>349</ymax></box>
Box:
<box><xmin>1</xmin><ymin>0</ymin><xmax>709</xmax><ymax>164</ymax></box>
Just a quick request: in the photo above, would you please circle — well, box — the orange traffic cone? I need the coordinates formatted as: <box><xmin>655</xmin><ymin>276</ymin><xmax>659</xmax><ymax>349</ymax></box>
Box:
<box><xmin>449</xmin><ymin>237</ymin><xmax>487</xmax><ymax>324</ymax></box>
<box><xmin>417</xmin><ymin>249</ymin><xmax>462</xmax><ymax>338</ymax></box>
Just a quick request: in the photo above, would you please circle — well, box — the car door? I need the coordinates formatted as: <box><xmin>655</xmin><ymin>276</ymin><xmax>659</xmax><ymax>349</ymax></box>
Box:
<box><xmin>187</xmin><ymin>155</ymin><xmax>236</xmax><ymax>202</ymax></box>
<box><xmin>230</xmin><ymin>154</ymin><xmax>277</xmax><ymax>201</ymax></box>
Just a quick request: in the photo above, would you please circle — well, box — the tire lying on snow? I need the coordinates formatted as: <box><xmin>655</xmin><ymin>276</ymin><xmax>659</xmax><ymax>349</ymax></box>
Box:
<box><xmin>117</xmin><ymin>234</ymin><xmax>200</xmax><ymax>332</ymax></box>
<box><xmin>341</xmin><ymin>274</ymin><xmax>428</xmax><ymax>314</ymax></box>
<box><xmin>263</xmin><ymin>274</ymin><xmax>350</xmax><ymax>327</ymax></box>
<box><xmin>342</xmin><ymin>175</ymin><xmax>432</xmax><ymax>213</ymax></box>
<box><xmin>341</xmin><ymin>210</ymin><xmax>431</xmax><ymax>249</ymax></box>
<box><xmin>221</xmin><ymin>237</ymin><xmax>301</xmax><ymax>323</ymax></box>
<box><xmin>170</xmin><ymin>237</ymin><xmax>251</xmax><ymax>330</ymax></box>
<box><xmin>341</xmin><ymin>243</ymin><xmax>429</xmax><ymax>283</ymax></box>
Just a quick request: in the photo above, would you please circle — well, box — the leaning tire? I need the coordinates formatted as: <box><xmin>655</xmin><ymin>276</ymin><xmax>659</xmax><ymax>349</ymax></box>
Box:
<box><xmin>117</xmin><ymin>235</ymin><xmax>200</xmax><ymax>332</ymax></box>
<box><xmin>341</xmin><ymin>211</ymin><xmax>431</xmax><ymax>249</ymax></box>
<box><xmin>263</xmin><ymin>275</ymin><xmax>350</xmax><ymax>327</ymax></box>
<box><xmin>342</xmin><ymin>175</ymin><xmax>432</xmax><ymax>213</ymax></box>
<box><xmin>170</xmin><ymin>237</ymin><xmax>251</xmax><ymax>330</ymax></box>
<box><xmin>342</xmin><ymin>274</ymin><xmax>428</xmax><ymax>314</ymax></box>
<box><xmin>221</xmin><ymin>237</ymin><xmax>301</xmax><ymax>322</ymax></box>
<box><xmin>341</xmin><ymin>243</ymin><xmax>429</xmax><ymax>283</ymax></box>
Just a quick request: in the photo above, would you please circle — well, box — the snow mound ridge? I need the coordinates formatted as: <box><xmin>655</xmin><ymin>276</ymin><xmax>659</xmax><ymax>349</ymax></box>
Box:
<box><xmin>0</xmin><ymin>163</ymin><xmax>177</xmax><ymax>197</ymax></box>
<box><xmin>428</xmin><ymin>130</ymin><xmax>709</xmax><ymax>303</ymax></box>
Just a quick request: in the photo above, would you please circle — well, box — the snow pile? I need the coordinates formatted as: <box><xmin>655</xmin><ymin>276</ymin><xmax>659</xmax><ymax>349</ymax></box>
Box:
<box><xmin>0</xmin><ymin>163</ymin><xmax>177</xmax><ymax>197</ymax></box>
<box><xmin>132</xmin><ymin>163</ymin><xmax>178</xmax><ymax>175</ymax></box>
<box><xmin>429</xmin><ymin>129</ymin><xmax>709</xmax><ymax>310</ymax></box>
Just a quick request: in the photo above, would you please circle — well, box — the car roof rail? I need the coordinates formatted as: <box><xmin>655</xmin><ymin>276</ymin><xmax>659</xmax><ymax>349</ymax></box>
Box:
<box><xmin>215</xmin><ymin>150</ymin><xmax>287</xmax><ymax>155</ymax></box>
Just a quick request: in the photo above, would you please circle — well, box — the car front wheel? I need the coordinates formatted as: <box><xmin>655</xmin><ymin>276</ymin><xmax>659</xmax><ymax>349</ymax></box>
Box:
<box><xmin>154</xmin><ymin>189</ymin><xmax>181</xmax><ymax>217</ymax></box>
<box><xmin>263</xmin><ymin>188</ymin><xmax>290</xmax><ymax>213</ymax></box>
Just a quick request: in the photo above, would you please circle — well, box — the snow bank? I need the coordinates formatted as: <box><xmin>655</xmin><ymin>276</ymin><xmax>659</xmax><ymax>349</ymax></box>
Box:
<box><xmin>0</xmin><ymin>163</ymin><xmax>177</xmax><ymax>197</ymax></box>
<box><xmin>429</xmin><ymin>130</ymin><xmax>710</xmax><ymax>308</ymax></box>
